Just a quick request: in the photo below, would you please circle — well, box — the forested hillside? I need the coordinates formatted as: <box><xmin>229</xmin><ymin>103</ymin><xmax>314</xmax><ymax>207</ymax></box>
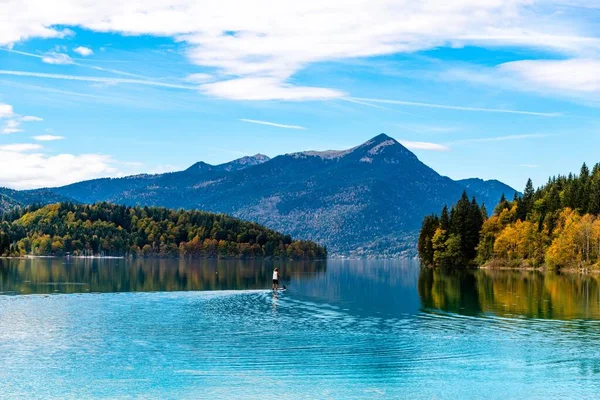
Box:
<box><xmin>419</xmin><ymin>163</ymin><xmax>600</xmax><ymax>271</ymax></box>
<box><xmin>0</xmin><ymin>187</ymin><xmax>73</xmax><ymax>213</ymax></box>
<box><xmin>0</xmin><ymin>203</ymin><xmax>326</xmax><ymax>259</ymax></box>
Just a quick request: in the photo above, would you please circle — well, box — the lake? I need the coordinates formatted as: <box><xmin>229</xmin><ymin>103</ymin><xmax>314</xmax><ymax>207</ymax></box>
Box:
<box><xmin>1</xmin><ymin>258</ymin><xmax>600</xmax><ymax>399</ymax></box>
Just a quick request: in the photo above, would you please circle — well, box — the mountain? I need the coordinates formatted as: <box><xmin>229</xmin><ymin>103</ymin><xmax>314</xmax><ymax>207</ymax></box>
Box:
<box><xmin>1</xmin><ymin>134</ymin><xmax>519</xmax><ymax>257</ymax></box>
<box><xmin>0</xmin><ymin>187</ymin><xmax>73</xmax><ymax>213</ymax></box>
<box><xmin>457</xmin><ymin>178</ymin><xmax>520</xmax><ymax>210</ymax></box>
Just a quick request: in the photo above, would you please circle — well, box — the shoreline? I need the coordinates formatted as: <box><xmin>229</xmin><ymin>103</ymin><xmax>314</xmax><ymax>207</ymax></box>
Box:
<box><xmin>0</xmin><ymin>255</ymin><xmax>328</xmax><ymax>261</ymax></box>
<box><xmin>479</xmin><ymin>263</ymin><xmax>600</xmax><ymax>274</ymax></box>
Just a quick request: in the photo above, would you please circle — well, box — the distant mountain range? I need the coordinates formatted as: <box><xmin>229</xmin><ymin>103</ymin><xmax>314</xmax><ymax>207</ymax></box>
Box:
<box><xmin>0</xmin><ymin>134</ymin><xmax>519</xmax><ymax>257</ymax></box>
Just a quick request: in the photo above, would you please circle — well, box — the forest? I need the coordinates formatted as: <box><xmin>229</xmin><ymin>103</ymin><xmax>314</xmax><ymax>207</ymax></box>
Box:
<box><xmin>0</xmin><ymin>203</ymin><xmax>327</xmax><ymax>259</ymax></box>
<box><xmin>419</xmin><ymin>162</ymin><xmax>600</xmax><ymax>271</ymax></box>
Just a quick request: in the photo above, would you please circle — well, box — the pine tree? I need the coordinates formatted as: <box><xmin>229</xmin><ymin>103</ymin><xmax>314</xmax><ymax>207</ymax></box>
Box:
<box><xmin>440</xmin><ymin>205</ymin><xmax>450</xmax><ymax>231</ymax></box>
<box><xmin>578</xmin><ymin>162</ymin><xmax>591</xmax><ymax>213</ymax></box>
<box><xmin>418</xmin><ymin>214</ymin><xmax>439</xmax><ymax>266</ymax></box>
<box><xmin>494</xmin><ymin>193</ymin><xmax>510</xmax><ymax>215</ymax></box>
<box><xmin>589</xmin><ymin>165</ymin><xmax>600</xmax><ymax>215</ymax></box>
<box><xmin>517</xmin><ymin>178</ymin><xmax>534</xmax><ymax>221</ymax></box>
<box><xmin>480</xmin><ymin>203</ymin><xmax>488</xmax><ymax>221</ymax></box>
<box><xmin>464</xmin><ymin>197</ymin><xmax>484</xmax><ymax>260</ymax></box>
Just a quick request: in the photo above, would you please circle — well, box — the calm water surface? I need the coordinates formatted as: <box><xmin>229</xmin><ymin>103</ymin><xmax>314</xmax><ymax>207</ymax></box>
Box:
<box><xmin>1</xmin><ymin>258</ymin><xmax>600</xmax><ymax>399</ymax></box>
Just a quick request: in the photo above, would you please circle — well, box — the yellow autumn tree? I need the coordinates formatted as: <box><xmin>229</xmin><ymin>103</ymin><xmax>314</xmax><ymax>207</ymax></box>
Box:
<box><xmin>545</xmin><ymin>208</ymin><xmax>581</xmax><ymax>270</ymax></box>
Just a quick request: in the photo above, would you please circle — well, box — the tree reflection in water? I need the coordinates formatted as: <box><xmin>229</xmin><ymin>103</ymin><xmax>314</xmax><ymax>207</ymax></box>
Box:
<box><xmin>0</xmin><ymin>258</ymin><xmax>326</xmax><ymax>295</ymax></box>
<box><xmin>418</xmin><ymin>267</ymin><xmax>600</xmax><ymax>320</ymax></box>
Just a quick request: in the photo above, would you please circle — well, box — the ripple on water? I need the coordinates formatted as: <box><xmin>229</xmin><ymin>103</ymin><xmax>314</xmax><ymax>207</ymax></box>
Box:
<box><xmin>2</xmin><ymin>287</ymin><xmax>600</xmax><ymax>399</ymax></box>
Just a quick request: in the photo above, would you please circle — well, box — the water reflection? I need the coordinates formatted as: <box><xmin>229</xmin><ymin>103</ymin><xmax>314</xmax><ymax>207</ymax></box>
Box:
<box><xmin>0</xmin><ymin>258</ymin><xmax>326</xmax><ymax>295</ymax></box>
<box><xmin>419</xmin><ymin>267</ymin><xmax>600</xmax><ymax>320</ymax></box>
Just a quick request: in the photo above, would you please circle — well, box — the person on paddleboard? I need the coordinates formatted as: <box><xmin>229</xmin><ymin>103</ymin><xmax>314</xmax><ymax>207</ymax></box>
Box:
<box><xmin>272</xmin><ymin>268</ymin><xmax>279</xmax><ymax>291</ymax></box>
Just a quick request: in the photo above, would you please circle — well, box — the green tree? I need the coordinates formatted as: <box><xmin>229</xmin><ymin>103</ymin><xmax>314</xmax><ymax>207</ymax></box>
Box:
<box><xmin>418</xmin><ymin>214</ymin><xmax>439</xmax><ymax>266</ymax></box>
<box><xmin>517</xmin><ymin>178</ymin><xmax>534</xmax><ymax>221</ymax></box>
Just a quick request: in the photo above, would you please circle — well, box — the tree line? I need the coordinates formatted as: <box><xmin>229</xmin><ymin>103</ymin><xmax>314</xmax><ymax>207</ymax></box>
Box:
<box><xmin>419</xmin><ymin>162</ymin><xmax>600</xmax><ymax>270</ymax></box>
<box><xmin>0</xmin><ymin>202</ymin><xmax>327</xmax><ymax>259</ymax></box>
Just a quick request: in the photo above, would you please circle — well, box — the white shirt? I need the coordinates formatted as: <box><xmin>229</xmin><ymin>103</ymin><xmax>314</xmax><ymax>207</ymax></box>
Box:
<box><xmin>273</xmin><ymin>271</ymin><xmax>278</xmax><ymax>280</ymax></box>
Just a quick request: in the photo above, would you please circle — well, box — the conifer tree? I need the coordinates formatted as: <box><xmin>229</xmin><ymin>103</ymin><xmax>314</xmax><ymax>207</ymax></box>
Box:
<box><xmin>440</xmin><ymin>205</ymin><xmax>450</xmax><ymax>231</ymax></box>
<box><xmin>589</xmin><ymin>167</ymin><xmax>600</xmax><ymax>215</ymax></box>
<box><xmin>517</xmin><ymin>178</ymin><xmax>534</xmax><ymax>221</ymax></box>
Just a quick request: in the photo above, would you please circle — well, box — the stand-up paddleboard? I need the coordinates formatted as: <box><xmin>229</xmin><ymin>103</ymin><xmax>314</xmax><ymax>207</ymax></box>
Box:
<box><xmin>273</xmin><ymin>285</ymin><xmax>287</xmax><ymax>292</ymax></box>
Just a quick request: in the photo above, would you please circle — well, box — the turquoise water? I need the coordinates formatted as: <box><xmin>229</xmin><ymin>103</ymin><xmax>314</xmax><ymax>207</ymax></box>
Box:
<box><xmin>1</xmin><ymin>258</ymin><xmax>600</xmax><ymax>399</ymax></box>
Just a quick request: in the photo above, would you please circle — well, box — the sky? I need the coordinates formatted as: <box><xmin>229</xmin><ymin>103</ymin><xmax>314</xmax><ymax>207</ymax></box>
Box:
<box><xmin>1</xmin><ymin>1</ymin><xmax>600</xmax><ymax>191</ymax></box>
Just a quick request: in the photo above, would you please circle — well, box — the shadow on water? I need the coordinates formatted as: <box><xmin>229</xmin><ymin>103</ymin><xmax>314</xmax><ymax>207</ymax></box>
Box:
<box><xmin>0</xmin><ymin>258</ymin><xmax>326</xmax><ymax>295</ymax></box>
<box><xmin>418</xmin><ymin>267</ymin><xmax>600</xmax><ymax>320</ymax></box>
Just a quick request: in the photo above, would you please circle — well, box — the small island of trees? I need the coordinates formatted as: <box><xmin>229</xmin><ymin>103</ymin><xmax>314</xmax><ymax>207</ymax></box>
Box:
<box><xmin>0</xmin><ymin>203</ymin><xmax>327</xmax><ymax>259</ymax></box>
<box><xmin>419</xmin><ymin>162</ymin><xmax>600</xmax><ymax>271</ymax></box>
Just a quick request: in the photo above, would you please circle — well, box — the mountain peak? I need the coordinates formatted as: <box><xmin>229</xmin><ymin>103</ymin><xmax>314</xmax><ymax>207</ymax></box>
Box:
<box><xmin>351</xmin><ymin>133</ymin><xmax>417</xmax><ymax>164</ymax></box>
<box><xmin>368</xmin><ymin>133</ymin><xmax>395</xmax><ymax>144</ymax></box>
<box><xmin>185</xmin><ymin>154</ymin><xmax>271</xmax><ymax>174</ymax></box>
<box><xmin>185</xmin><ymin>161</ymin><xmax>214</xmax><ymax>173</ymax></box>
<box><xmin>218</xmin><ymin>154</ymin><xmax>271</xmax><ymax>171</ymax></box>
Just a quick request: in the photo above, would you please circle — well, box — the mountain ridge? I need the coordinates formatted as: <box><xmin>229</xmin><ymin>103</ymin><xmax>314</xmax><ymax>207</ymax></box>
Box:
<box><xmin>1</xmin><ymin>134</ymin><xmax>519</xmax><ymax>257</ymax></box>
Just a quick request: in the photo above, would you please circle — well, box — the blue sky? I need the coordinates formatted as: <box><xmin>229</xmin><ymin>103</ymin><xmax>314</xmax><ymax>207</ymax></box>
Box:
<box><xmin>1</xmin><ymin>1</ymin><xmax>600</xmax><ymax>190</ymax></box>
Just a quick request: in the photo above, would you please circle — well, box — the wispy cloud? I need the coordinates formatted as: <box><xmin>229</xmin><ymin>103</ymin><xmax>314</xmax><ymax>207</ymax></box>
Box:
<box><xmin>348</xmin><ymin>97</ymin><xmax>561</xmax><ymax>117</ymax></box>
<box><xmin>41</xmin><ymin>52</ymin><xmax>73</xmax><ymax>65</ymax></box>
<box><xmin>1</xmin><ymin>48</ymin><xmax>164</xmax><ymax>80</ymax></box>
<box><xmin>1</xmin><ymin>119</ymin><xmax>23</xmax><ymax>134</ymax></box>
<box><xmin>240</xmin><ymin>118</ymin><xmax>306</xmax><ymax>130</ymax></box>
<box><xmin>0</xmin><ymin>70</ymin><xmax>197</xmax><ymax>90</ymax></box>
<box><xmin>33</xmin><ymin>135</ymin><xmax>65</xmax><ymax>141</ymax></box>
<box><xmin>449</xmin><ymin>134</ymin><xmax>552</xmax><ymax>145</ymax></box>
<box><xmin>0</xmin><ymin>105</ymin><xmax>43</xmax><ymax>134</ymax></box>
<box><xmin>499</xmin><ymin>59</ymin><xmax>600</xmax><ymax>94</ymax></box>
<box><xmin>341</xmin><ymin>98</ymin><xmax>410</xmax><ymax>114</ymax></box>
<box><xmin>0</xmin><ymin>143</ymin><xmax>42</xmax><ymax>152</ymax></box>
<box><xmin>399</xmin><ymin>140</ymin><xmax>450</xmax><ymax>151</ymax></box>
<box><xmin>21</xmin><ymin>115</ymin><xmax>43</xmax><ymax>122</ymax></box>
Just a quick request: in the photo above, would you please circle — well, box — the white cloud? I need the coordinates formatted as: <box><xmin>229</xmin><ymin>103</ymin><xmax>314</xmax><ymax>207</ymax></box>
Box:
<box><xmin>21</xmin><ymin>115</ymin><xmax>43</xmax><ymax>122</ymax></box>
<box><xmin>0</xmin><ymin>146</ymin><xmax>121</xmax><ymax>189</ymax></box>
<box><xmin>0</xmin><ymin>143</ymin><xmax>42</xmax><ymax>152</ymax></box>
<box><xmin>0</xmin><ymin>103</ymin><xmax>14</xmax><ymax>118</ymax></box>
<box><xmin>240</xmin><ymin>118</ymin><xmax>305</xmax><ymax>130</ymax></box>
<box><xmin>73</xmin><ymin>46</ymin><xmax>93</xmax><ymax>56</ymax></box>
<box><xmin>348</xmin><ymin>97</ymin><xmax>561</xmax><ymax>117</ymax></box>
<box><xmin>499</xmin><ymin>59</ymin><xmax>600</xmax><ymax>94</ymax></box>
<box><xmin>0</xmin><ymin>0</ymin><xmax>597</xmax><ymax>100</ymax></box>
<box><xmin>201</xmin><ymin>77</ymin><xmax>344</xmax><ymax>101</ymax></box>
<box><xmin>33</xmin><ymin>135</ymin><xmax>65</xmax><ymax>141</ymax></box>
<box><xmin>0</xmin><ymin>103</ymin><xmax>43</xmax><ymax>134</ymax></box>
<box><xmin>399</xmin><ymin>140</ymin><xmax>449</xmax><ymax>151</ymax></box>
<box><xmin>41</xmin><ymin>52</ymin><xmax>73</xmax><ymax>65</ymax></box>
<box><xmin>2</xmin><ymin>119</ymin><xmax>22</xmax><ymax>134</ymax></box>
